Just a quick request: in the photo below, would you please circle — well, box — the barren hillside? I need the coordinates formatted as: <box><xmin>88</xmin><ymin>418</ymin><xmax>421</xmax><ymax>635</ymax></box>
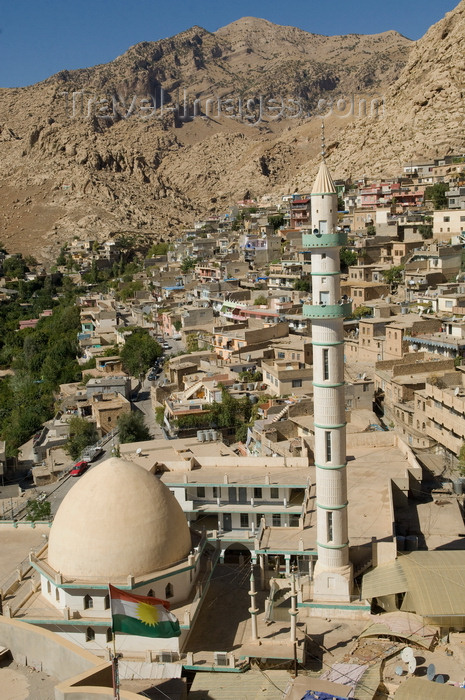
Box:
<box><xmin>0</xmin><ymin>10</ymin><xmax>447</xmax><ymax>260</ymax></box>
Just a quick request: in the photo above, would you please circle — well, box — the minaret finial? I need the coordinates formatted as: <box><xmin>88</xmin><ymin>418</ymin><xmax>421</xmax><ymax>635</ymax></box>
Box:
<box><xmin>321</xmin><ymin>122</ymin><xmax>326</xmax><ymax>162</ymax></box>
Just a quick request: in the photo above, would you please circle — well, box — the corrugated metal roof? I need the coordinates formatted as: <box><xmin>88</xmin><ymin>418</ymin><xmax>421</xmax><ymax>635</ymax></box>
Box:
<box><xmin>359</xmin><ymin>612</ymin><xmax>437</xmax><ymax>649</ymax></box>
<box><xmin>362</xmin><ymin>560</ymin><xmax>408</xmax><ymax>599</ymax></box>
<box><xmin>362</xmin><ymin>552</ymin><xmax>465</xmax><ymax>618</ymax></box>
<box><xmin>189</xmin><ymin>670</ymin><xmax>291</xmax><ymax>700</ymax></box>
<box><xmin>393</xmin><ymin>677</ymin><xmax>465</xmax><ymax>699</ymax></box>
<box><xmin>400</xmin><ymin>551</ymin><xmax>465</xmax><ymax>617</ymax></box>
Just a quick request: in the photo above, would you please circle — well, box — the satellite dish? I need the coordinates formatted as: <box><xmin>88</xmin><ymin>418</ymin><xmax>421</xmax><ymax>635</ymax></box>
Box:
<box><xmin>455</xmin><ymin>387</ymin><xmax>460</xmax><ymax>396</ymax></box>
<box><xmin>395</xmin><ymin>666</ymin><xmax>404</xmax><ymax>676</ymax></box>
<box><xmin>427</xmin><ymin>663</ymin><xmax>436</xmax><ymax>681</ymax></box>
<box><xmin>136</xmin><ymin>448</ymin><xmax>142</xmax><ymax>455</ymax></box>
<box><xmin>435</xmin><ymin>675</ymin><xmax>445</xmax><ymax>684</ymax></box>
<box><xmin>408</xmin><ymin>658</ymin><xmax>417</xmax><ymax>675</ymax></box>
<box><xmin>401</xmin><ymin>647</ymin><xmax>414</xmax><ymax>663</ymax></box>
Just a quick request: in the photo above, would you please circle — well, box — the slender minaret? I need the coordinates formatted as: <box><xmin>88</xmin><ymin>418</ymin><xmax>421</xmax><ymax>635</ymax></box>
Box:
<box><xmin>303</xmin><ymin>126</ymin><xmax>352</xmax><ymax>601</ymax></box>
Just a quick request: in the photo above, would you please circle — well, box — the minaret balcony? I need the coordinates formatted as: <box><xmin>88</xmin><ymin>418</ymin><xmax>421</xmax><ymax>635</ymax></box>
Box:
<box><xmin>303</xmin><ymin>302</ymin><xmax>352</xmax><ymax>319</ymax></box>
<box><xmin>302</xmin><ymin>231</ymin><xmax>348</xmax><ymax>249</ymax></box>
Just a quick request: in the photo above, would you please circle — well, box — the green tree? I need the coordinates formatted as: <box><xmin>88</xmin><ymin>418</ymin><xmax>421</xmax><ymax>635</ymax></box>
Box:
<box><xmin>418</xmin><ymin>224</ymin><xmax>433</xmax><ymax>239</ymax></box>
<box><xmin>254</xmin><ymin>295</ymin><xmax>268</xmax><ymax>305</ymax></box>
<box><xmin>425</xmin><ymin>183</ymin><xmax>448</xmax><ymax>210</ymax></box>
<box><xmin>173</xmin><ymin>320</ymin><xmax>182</xmax><ymax>332</ymax></box>
<box><xmin>340</xmin><ymin>247</ymin><xmax>358</xmax><ymax>271</ymax></box>
<box><xmin>293</xmin><ymin>279</ymin><xmax>311</xmax><ymax>293</ymax></box>
<box><xmin>366</xmin><ymin>224</ymin><xmax>376</xmax><ymax>235</ymax></box>
<box><xmin>3</xmin><ymin>256</ymin><xmax>27</xmax><ymax>280</ymax></box>
<box><xmin>381</xmin><ymin>265</ymin><xmax>404</xmax><ymax>290</ymax></box>
<box><xmin>155</xmin><ymin>406</ymin><xmax>165</xmax><ymax>426</ymax></box>
<box><xmin>352</xmin><ymin>305</ymin><xmax>372</xmax><ymax>319</ymax></box>
<box><xmin>337</xmin><ymin>195</ymin><xmax>345</xmax><ymax>211</ymax></box>
<box><xmin>118</xmin><ymin>411</ymin><xmax>152</xmax><ymax>443</ymax></box>
<box><xmin>268</xmin><ymin>214</ymin><xmax>285</xmax><ymax>231</ymax></box>
<box><xmin>180</xmin><ymin>257</ymin><xmax>197</xmax><ymax>273</ymax></box>
<box><xmin>66</xmin><ymin>417</ymin><xmax>98</xmax><ymax>460</ymax></box>
<box><xmin>26</xmin><ymin>498</ymin><xmax>52</xmax><ymax>522</ymax></box>
<box><xmin>148</xmin><ymin>242</ymin><xmax>169</xmax><ymax>256</ymax></box>
<box><xmin>120</xmin><ymin>329</ymin><xmax>162</xmax><ymax>378</ymax></box>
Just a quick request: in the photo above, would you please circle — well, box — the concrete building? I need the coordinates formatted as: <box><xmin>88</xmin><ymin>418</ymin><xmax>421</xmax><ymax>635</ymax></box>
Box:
<box><xmin>302</xmin><ymin>150</ymin><xmax>353</xmax><ymax>601</ymax></box>
<box><xmin>16</xmin><ymin>458</ymin><xmax>210</xmax><ymax>676</ymax></box>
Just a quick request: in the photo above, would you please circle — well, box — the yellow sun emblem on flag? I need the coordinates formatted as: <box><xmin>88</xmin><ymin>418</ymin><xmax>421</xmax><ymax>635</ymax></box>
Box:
<box><xmin>136</xmin><ymin>602</ymin><xmax>160</xmax><ymax>627</ymax></box>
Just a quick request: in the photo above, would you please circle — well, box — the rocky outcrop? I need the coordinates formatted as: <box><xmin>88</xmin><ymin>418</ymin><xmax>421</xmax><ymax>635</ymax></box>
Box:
<box><xmin>0</xmin><ymin>7</ymin><xmax>458</xmax><ymax>259</ymax></box>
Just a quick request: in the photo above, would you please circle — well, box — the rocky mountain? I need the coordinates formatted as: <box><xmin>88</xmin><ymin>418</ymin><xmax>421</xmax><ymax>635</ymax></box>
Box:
<box><xmin>330</xmin><ymin>0</ymin><xmax>465</xmax><ymax>177</ymax></box>
<box><xmin>0</xmin><ymin>11</ymin><xmax>444</xmax><ymax>260</ymax></box>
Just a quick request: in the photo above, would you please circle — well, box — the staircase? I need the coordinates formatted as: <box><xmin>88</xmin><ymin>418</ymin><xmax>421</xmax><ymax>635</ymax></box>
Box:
<box><xmin>269</xmin><ymin>404</ymin><xmax>289</xmax><ymax>423</ymax></box>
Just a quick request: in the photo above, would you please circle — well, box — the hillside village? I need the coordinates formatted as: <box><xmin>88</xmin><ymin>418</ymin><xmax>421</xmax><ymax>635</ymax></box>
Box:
<box><xmin>1</xmin><ymin>152</ymin><xmax>465</xmax><ymax>698</ymax></box>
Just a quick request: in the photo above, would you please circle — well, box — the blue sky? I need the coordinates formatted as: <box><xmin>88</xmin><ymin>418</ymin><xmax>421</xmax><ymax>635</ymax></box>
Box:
<box><xmin>0</xmin><ymin>0</ymin><xmax>458</xmax><ymax>87</ymax></box>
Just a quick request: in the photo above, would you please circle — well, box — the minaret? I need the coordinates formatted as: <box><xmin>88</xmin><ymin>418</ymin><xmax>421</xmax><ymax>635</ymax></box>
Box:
<box><xmin>303</xmin><ymin>126</ymin><xmax>352</xmax><ymax>601</ymax></box>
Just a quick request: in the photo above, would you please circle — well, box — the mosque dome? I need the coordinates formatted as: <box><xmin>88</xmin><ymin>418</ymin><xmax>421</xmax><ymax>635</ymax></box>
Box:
<box><xmin>47</xmin><ymin>457</ymin><xmax>191</xmax><ymax>580</ymax></box>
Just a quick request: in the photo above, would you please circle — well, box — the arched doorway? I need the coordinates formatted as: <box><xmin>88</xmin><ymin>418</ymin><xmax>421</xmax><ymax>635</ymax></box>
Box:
<box><xmin>223</xmin><ymin>542</ymin><xmax>252</xmax><ymax>565</ymax></box>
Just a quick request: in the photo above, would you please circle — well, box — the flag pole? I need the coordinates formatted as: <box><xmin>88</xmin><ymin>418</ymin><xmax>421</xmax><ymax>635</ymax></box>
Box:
<box><xmin>111</xmin><ymin>632</ymin><xmax>120</xmax><ymax>700</ymax></box>
<box><xmin>109</xmin><ymin>584</ymin><xmax>120</xmax><ymax>700</ymax></box>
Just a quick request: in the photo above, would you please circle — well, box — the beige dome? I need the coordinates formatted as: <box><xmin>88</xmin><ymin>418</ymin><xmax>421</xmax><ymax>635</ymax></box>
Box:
<box><xmin>48</xmin><ymin>457</ymin><xmax>191</xmax><ymax>579</ymax></box>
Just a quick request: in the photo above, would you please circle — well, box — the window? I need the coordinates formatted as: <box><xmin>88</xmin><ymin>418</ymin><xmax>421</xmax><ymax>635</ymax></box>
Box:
<box><xmin>444</xmin><ymin>216</ymin><xmax>450</xmax><ymax>222</ymax></box>
<box><xmin>84</xmin><ymin>594</ymin><xmax>93</xmax><ymax>610</ymax></box>
<box><xmin>104</xmin><ymin>594</ymin><xmax>109</xmax><ymax>609</ymax></box>
<box><xmin>277</xmin><ymin>352</ymin><xmax>285</xmax><ymax>359</ymax></box>
<box><xmin>292</xmin><ymin>379</ymin><xmax>302</xmax><ymax>388</ymax></box>
<box><xmin>213</xmin><ymin>486</ymin><xmax>219</xmax><ymax>498</ymax></box>
<box><xmin>270</xmin><ymin>488</ymin><xmax>279</xmax><ymax>499</ymax></box>
<box><xmin>165</xmin><ymin>583</ymin><xmax>174</xmax><ymax>599</ymax></box>
<box><xmin>240</xmin><ymin>513</ymin><xmax>249</xmax><ymax>528</ymax></box>
<box><xmin>196</xmin><ymin>486</ymin><xmax>205</xmax><ymax>498</ymax></box>
<box><xmin>106</xmin><ymin>628</ymin><xmax>112</xmax><ymax>643</ymax></box>
<box><xmin>86</xmin><ymin>627</ymin><xmax>95</xmax><ymax>642</ymax></box>
<box><xmin>460</xmin><ymin>216</ymin><xmax>465</xmax><ymax>222</ymax></box>
<box><xmin>272</xmin><ymin>514</ymin><xmax>281</xmax><ymax>526</ymax></box>
<box><xmin>327</xmin><ymin>511</ymin><xmax>333</xmax><ymax>541</ymax></box>
<box><xmin>323</xmin><ymin>349</ymin><xmax>329</xmax><ymax>380</ymax></box>
<box><xmin>47</xmin><ymin>580</ymin><xmax>51</xmax><ymax>594</ymax></box>
<box><xmin>325</xmin><ymin>431</ymin><xmax>332</xmax><ymax>462</ymax></box>
<box><xmin>56</xmin><ymin>588</ymin><xmax>60</xmax><ymax>602</ymax></box>
<box><xmin>147</xmin><ymin>589</ymin><xmax>154</xmax><ymax>597</ymax></box>
<box><xmin>256</xmin><ymin>513</ymin><xmax>264</xmax><ymax>527</ymax></box>
<box><xmin>254</xmin><ymin>488</ymin><xmax>262</xmax><ymax>499</ymax></box>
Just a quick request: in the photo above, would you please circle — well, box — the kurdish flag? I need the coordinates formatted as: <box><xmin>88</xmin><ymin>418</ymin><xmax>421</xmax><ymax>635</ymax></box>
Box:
<box><xmin>109</xmin><ymin>584</ymin><xmax>181</xmax><ymax>639</ymax></box>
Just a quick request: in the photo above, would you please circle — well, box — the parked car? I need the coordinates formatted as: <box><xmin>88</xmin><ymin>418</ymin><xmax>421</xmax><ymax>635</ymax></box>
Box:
<box><xmin>147</xmin><ymin>370</ymin><xmax>157</xmax><ymax>381</ymax></box>
<box><xmin>70</xmin><ymin>460</ymin><xmax>89</xmax><ymax>477</ymax></box>
<box><xmin>81</xmin><ymin>446</ymin><xmax>103</xmax><ymax>462</ymax></box>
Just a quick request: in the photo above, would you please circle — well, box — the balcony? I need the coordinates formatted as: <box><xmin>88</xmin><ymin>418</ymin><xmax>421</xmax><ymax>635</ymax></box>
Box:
<box><xmin>303</xmin><ymin>301</ymin><xmax>352</xmax><ymax>319</ymax></box>
<box><xmin>303</xmin><ymin>231</ymin><xmax>348</xmax><ymax>249</ymax></box>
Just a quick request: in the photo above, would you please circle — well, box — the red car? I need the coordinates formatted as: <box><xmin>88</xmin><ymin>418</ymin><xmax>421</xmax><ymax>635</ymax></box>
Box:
<box><xmin>70</xmin><ymin>460</ymin><xmax>89</xmax><ymax>477</ymax></box>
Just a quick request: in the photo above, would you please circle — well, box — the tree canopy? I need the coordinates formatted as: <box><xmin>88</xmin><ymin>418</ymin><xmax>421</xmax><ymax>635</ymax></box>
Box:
<box><xmin>66</xmin><ymin>417</ymin><xmax>99</xmax><ymax>461</ymax></box>
<box><xmin>120</xmin><ymin>329</ymin><xmax>162</xmax><ymax>377</ymax></box>
<box><xmin>118</xmin><ymin>411</ymin><xmax>152</xmax><ymax>443</ymax></box>
<box><xmin>425</xmin><ymin>183</ymin><xmax>448</xmax><ymax>210</ymax></box>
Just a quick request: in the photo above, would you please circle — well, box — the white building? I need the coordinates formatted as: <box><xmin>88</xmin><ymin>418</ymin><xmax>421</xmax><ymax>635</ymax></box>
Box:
<box><xmin>302</xmin><ymin>152</ymin><xmax>353</xmax><ymax>601</ymax></box>
<box><xmin>21</xmin><ymin>458</ymin><xmax>209</xmax><ymax>674</ymax></box>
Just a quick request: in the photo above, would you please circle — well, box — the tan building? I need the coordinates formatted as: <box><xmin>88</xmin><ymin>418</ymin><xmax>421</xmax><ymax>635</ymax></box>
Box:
<box><xmin>383</xmin><ymin>315</ymin><xmax>442</xmax><ymax>361</ymax></box>
<box><xmin>261</xmin><ymin>358</ymin><xmax>313</xmax><ymax>397</ymax></box>
<box><xmin>91</xmin><ymin>392</ymin><xmax>131</xmax><ymax>434</ymax></box>
<box><xmin>341</xmin><ymin>281</ymin><xmax>390</xmax><ymax>309</ymax></box>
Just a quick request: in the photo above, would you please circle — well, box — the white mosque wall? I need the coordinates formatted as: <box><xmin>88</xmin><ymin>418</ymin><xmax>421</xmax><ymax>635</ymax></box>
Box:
<box><xmin>41</xmin><ymin>568</ymin><xmax>195</xmax><ymax>613</ymax></box>
<box><xmin>47</xmin><ymin>625</ymin><xmax>182</xmax><ymax>655</ymax></box>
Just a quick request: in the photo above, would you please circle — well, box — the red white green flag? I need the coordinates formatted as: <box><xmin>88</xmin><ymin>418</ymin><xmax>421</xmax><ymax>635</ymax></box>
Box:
<box><xmin>109</xmin><ymin>584</ymin><xmax>181</xmax><ymax>639</ymax></box>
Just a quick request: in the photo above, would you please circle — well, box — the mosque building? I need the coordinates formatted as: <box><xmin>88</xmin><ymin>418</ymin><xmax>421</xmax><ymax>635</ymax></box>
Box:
<box><xmin>22</xmin><ymin>458</ymin><xmax>210</xmax><ymax>671</ymax></box>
